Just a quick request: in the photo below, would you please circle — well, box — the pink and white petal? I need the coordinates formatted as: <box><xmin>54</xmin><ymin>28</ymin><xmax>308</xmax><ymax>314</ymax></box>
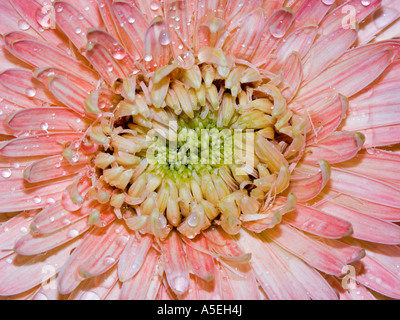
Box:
<box><xmin>295</xmin><ymin>49</ymin><xmax>392</xmax><ymax>107</ymax></box>
<box><xmin>289</xmin><ymin>160</ymin><xmax>331</xmax><ymax>202</ymax></box>
<box><xmin>357</xmin><ymin>4</ymin><xmax>400</xmax><ymax>45</ymax></box>
<box><xmin>291</xmin><ymin>0</ymin><xmax>334</xmax><ymax>30</ymax></box>
<box><xmin>353</xmin><ymin>254</ymin><xmax>400</xmax><ymax>299</ymax></box>
<box><xmin>329</xmin><ymin>167</ymin><xmax>400</xmax><ymax>208</ymax></box>
<box><xmin>0</xmin><ymin>0</ymin><xmax>37</xmax><ymax>35</ymax></box>
<box><xmin>0</xmin><ymin>168</ymin><xmax>29</xmax><ymax>192</ymax></box>
<box><xmin>195</xmin><ymin>264</ymin><xmax>223</xmax><ymax>300</ymax></box>
<box><xmin>0</xmin><ymin>211</ymin><xmax>36</xmax><ymax>251</ymax></box>
<box><xmin>0</xmin><ymin>68</ymin><xmax>57</xmax><ymax>105</ymax></box>
<box><xmin>7</xmin><ymin>107</ymin><xmax>89</xmax><ymax>132</ymax></box>
<box><xmin>79</xmin><ymin>222</ymin><xmax>130</xmax><ymax>278</ymax></box>
<box><xmin>378</xmin><ymin>59</ymin><xmax>400</xmax><ymax>83</ymax></box>
<box><xmin>86</xmin><ymin>43</ymin><xmax>126</xmax><ymax>87</ymax></box>
<box><xmin>48</xmin><ymin>76</ymin><xmax>91</xmax><ymax>117</ymax></box>
<box><xmin>325</xmin><ymin>276</ymin><xmax>376</xmax><ymax>300</ymax></box>
<box><xmin>0</xmin><ymin>81</ymin><xmax>42</xmax><ymax>109</ymax></box>
<box><xmin>64</xmin><ymin>0</ymin><xmax>102</xmax><ymax>27</ymax></box>
<box><xmin>96</xmin><ymin>0</ymin><xmax>120</xmax><ymax>40</ymax></box>
<box><xmin>265</xmin><ymin>223</ymin><xmax>347</xmax><ymax>275</ymax></box>
<box><xmin>237</xmin><ymin>229</ymin><xmax>312</xmax><ymax>299</ymax></box>
<box><xmin>374</xmin><ymin>16</ymin><xmax>400</xmax><ymax>42</ymax></box>
<box><xmin>327</xmin><ymin>192</ymin><xmax>400</xmax><ymax>222</ymax></box>
<box><xmin>31</xmin><ymin>275</ymin><xmax>68</xmax><ymax>300</ymax></box>
<box><xmin>251</xmin><ymin>8</ymin><xmax>293</xmax><ymax>65</ymax></box>
<box><xmin>222</xmin><ymin>8</ymin><xmax>265</xmax><ymax>60</ymax></box>
<box><xmin>165</xmin><ymin>0</ymin><xmax>192</xmax><ymax>56</ymax></box>
<box><xmin>338</xmin><ymin>149</ymin><xmax>400</xmax><ymax>183</ymax></box>
<box><xmin>0</xmin><ymin>132</ymin><xmax>83</xmax><ymax>157</ymax></box>
<box><xmin>119</xmin><ymin>248</ymin><xmax>162</xmax><ymax>300</ymax></box>
<box><xmin>6</xmin><ymin>37</ymin><xmax>98</xmax><ymax>84</ymax></box>
<box><xmin>265</xmin><ymin>25</ymin><xmax>318</xmax><ymax>72</ymax></box>
<box><xmin>54</xmin><ymin>1</ymin><xmax>94</xmax><ymax>51</ymax></box>
<box><xmin>184</xmin><ymin>235</ymin><xmax>215</xmax><ymax>281</ymax></box>
<box><xmin>303</xmin><ymin>131</ymin><xmax>364</xmax><ymax>164</ymax></box>
<box><xmin>112</xmin><ymin>1</ymin><xmax>149</xmax><ymax>60</ymax></box>
<box><xmin>317</xmin><ymin>201</ymin><xmax>400</xmax><ymax>245</ymax></box>
<box><xmin>86</xmin><ymin>28</ymin><xmax>137</xmax><ymax>74</ymax></box>
<box><xmin>161</xmin><ymin>230</ymin><xmax>190</xmax><ymax>296</ymax></box>
<box><xmin>317</xmin><ymin>238</ymin><xmax>365</xmax><ymax>265</ymax></box>
<box><xmin>302</xmin><ymin>28</ymin><xmax>357</xmax><ymax>84</ymax></box>
<box><xmin>14</xmin><ymin>216</ymin><xmax>91</xmax><ymax>255</ymax></box>
<box><xmin>283</xmin><ymin>204</ymin><xmax>352</xmax><ymax>239</ymax></box>
<box><xmin>224</xmin><ymin>0</ymin><xmax>263</xmax><ymax>27</ymax></box>
<box><xmin>143</xmin><ymin>17</ymin><xmax>171</xmax><ymax>71</ymax></box>
<box><xmin>117</xmin><ymin>234</ymin><xmax>153</xmax><ymax>282</ymax></box>
<box><xmin>360</xmin><ymin>124</ymin><xmax>400</xmax><ymax>148</ymax></box>
<box><xmin>301</xmin><ymin>94</ymin><xmax>348</xmax><ymax>143</ymax></box>
<box><xmin>68</xmin><ymin>266</ymin><xmax>118</xmax><ymax>300</ymax></box>
<box><xmin>319</xmin><ymin>0</ymin><xmax>382</xmax><ymax>36</ymax></box>
<box><xmin>279</xmin><ymin>51</ymin><xmax>302</xmax><ymax>102</ymax></box>
<box><xmin>0</xmin><ymin>177</ymin><xmax>74</xmax><ymax>213</ymax></box>
<box><xmin>0</xmin><ymin>237</ymin><xmax>82</xmax><ymax>296</ymax></box>
<box><xmin>202</xmin><ymin>226</ymin><xmax>227</xmax><ymax>246</ymax></box>
<box><xmin>35</xmin><ymin>67</ymin><xmax>95</xmax><ymax>93</ymax></box>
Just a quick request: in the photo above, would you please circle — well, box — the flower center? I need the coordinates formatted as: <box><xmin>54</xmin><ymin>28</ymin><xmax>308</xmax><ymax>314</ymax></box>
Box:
<box><xmin>68</xmin><ymin>47</ymin><xmax>308</xmax><ymax>239</ymax></box>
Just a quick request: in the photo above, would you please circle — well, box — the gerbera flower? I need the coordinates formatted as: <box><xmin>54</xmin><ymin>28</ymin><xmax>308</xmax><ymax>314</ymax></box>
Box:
<box><xmin>0</xmin><ymin>0</ymin><xmax>400</xmax><ymax>300</ymax></box>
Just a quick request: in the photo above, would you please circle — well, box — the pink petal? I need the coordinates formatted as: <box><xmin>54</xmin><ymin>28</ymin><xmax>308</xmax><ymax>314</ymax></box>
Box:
<box><xmin>0</xmin><ymin>68</ymin><xmax>57</xmax><ymax>104</ymax></box>
<box><xmin>289</xmin><ymin>160</ymin><xmax>331</xmax><ymax>202</ymax></box>
<box><xmin>329</xmin><ymin>167</ymin><xmax>400</xmax><ymax>208</ymax></box>
<box><xmin>0</xmin><ymin>168</ymin><xmax>30</xmax><ymax>192</ymax></box>
<box><xmin>0</xmin><ymin>177</ymin><xmax>74</xmax><ymax>213</ymax></box>
<box><xmin>251</xmin><ymin>8</ymin><xmax>293</xmax><ymax>65</ymax></box>
<box><xmin>184</xmin><ymin>235</ymin><xmax>215</xmax><ymax>281</ymax></box>
<box><xmin>7</xmin><ymin>107</ymin><xmax>89</xmax><ymax>132</ymax></box>
<box><xmin>14</xmin><ymin>216</ymin><xmax>91</xmax><ymax>255</ymax></box>
<box><xmin>295</xmin><ymin>49</ymin><xmax>391</xmax><ymax>107</ymax></box>
<box><xmin>6</xmin><ymin>36</ymin><xmax>98</xmax><ymax>84</ymax></box>
<box><xmin>119</xmin><ymin>248</ymin><xmax>162</xmax><ymax>300</ymax></box>
<box><xmin>222</xmin><ymin>8</ymin><xmax>265</xmax><ymax>60</ymax></box>
<box><xmin>360</xmin><ymin>124</ymin><xmax>400</xmax><ymax>148</ymax></box>
<box><xmin>54</xmin><ymin>1</ymin><xmax>94</xmax><ymax>51</ymax></box>
<box><xmin>0</xmin><ymin>238</ymin><xmax>82</xmax><ymax>296</ymax></box>
<box><xmin>225</xmin><ymin>0</ymin><xmax>263</xmax><ymax>27</ymax></box>
<box><xmin>325</xmin><ymin>276</ymin><xmax>376</xmax><ymax>300</ymax></box>
<box><xmin>319</xmin><ymin>0</ymin><xmax>382</xmax><ymax>36</ymax></box>
<box><xmin>0</xmin><ymin>80</ymin><xmax>42</xmax><ymax>109</ymax></box>
<box><xmin>86</xmin><ymin>43</ymin><xmax>126</xmax><ymax>86</ymax></box>
<box><xmin>117</xmin><ymin>234</ymin><xmax>153</xmax><ymax>282</ymax></box>
<box><xmin>165</xmin><ymin>0</ymin><xmax>192</xmax><ymax>57</ymax></box>
<box><xmin>303</xmin><ymin>131</ymin><xmax>364</xmax><ymax>164</ymax></box>
<box><xmin>112</xmin><ymin>1</ymin><xmax>148</xmax><ymax>60</ymax></box>
<box><xmin>302</xmin><ymin>27</ymin><xmax>357</xmax><ymax>84</ymax></box>
<box><xmin>280</xmin><ymin>52</ymin><xmax>302</xmax><ymax>102</ymax></box>
<box><xmin>284</xmin><ymin>204</ymin><xmax>352</xmax><ymax>239</ymax></box>
<box><xmin>79</xmin><ymin>222</ymin><xmax>130</xmax><ymax>278</ymax></box>
<box><xmin>291</xmin><ymin>0</ymin><xmax>334</xmax><ymax>30</ymax></box>
<box><xmin>97</xmin><ymin>0</ymin><xmax>120</xmax><ymax>40</ymax></box>
<box><xmin>265</xmin><ymin>223</ymin><xmax>347</xmax><ymax>275</ymax></box>
<box><xmin>143</xmin><ymin>17</ymin><xmax>171</xmax><ymax>71</ymax></box>
<box><xmin>0</xmin><ymin>132</ymin><xmax>83</xmax><ymax>157</ymax></box>
<box><xmin>161</xmin><ymin>230</ymin><xmax>190</xmax><ymax>296</ymax></box>
<box><xmin>317</xmin><ymin>201</ymin><xmax>400</xmax><ymax>245</ymax></box>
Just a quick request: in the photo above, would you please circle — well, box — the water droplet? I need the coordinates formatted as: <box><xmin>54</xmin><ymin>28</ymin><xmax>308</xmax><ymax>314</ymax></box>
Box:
<box><xmin>173</xmin><ymin>276</ymin><xmax>189</xmax><ymax>294</ymax></box>
<box><xmin>75</xmin><ymin>27</ymin><xmax>82</xmax><ymax>34</ymax></box>
<box><xmin>18</xmin><ymin>20</ymin><xmax>30</xmax><ymax>31</ymax></box>
<box><xmin>112</xmin><ymin>48</ymin><xmax>126</xmax><ymax>60</ymax></box>
<box><xmin>20</xmin><ymin>226</ymin><xmax>28</xmax><ymax>234</ymax></box>
<box><xmin>84</xmin><ymin>5</ymin><xmax>90</xmax><ymax>11</ymax></box>
<box><xmin>150</xmin><ymin>1</ymin><xmax>159</xmax><ymax>10</ymax></box>
<box><xmin>33</xmin><ymin>195</ymin><xmax>42</xmax><ymax>204</ymax></box>
<box><xmin>322</xmin><ymin>0</ymin><xmax>335</xmax><ymax>5</ymax></box>
<box><xmin>78</xmin><ymin>14</ymin><xmax>84</xmax><ymax>21</ymax></box>
<box><xmin>40</xmin><ymin>122</ymin><xmax>49</xmax><ymax>131</ymax></box>
<box><xmin>159</xmin><ymin>31</ymin><xmax>171</xmax><ymax>46</ymax></box>
<box><xmin>63</xmin><ymin>218</ymin><xmax>71</xmax><ymax>225</ymax></box>
<box><xmin>361</xmin><ymin>0</ymin><xmax>370</xmax><ymax>6</ymax></box>
<box><xmin>1</xmin><ymin>168</ymin><xmax>12</xmax><ymax>179</ymax></box>
<box><xmin>128</xmin><ymin>16</ymin><xmax>135</xmax><ymax>23</ymax></box>
<box><xmin>187</xmin><ymin>213</ymin><xmax>199</xmax><ymax>227</ymax></box>
<box><xmin>103</xmin><ymin>256</ymin><xmax>116</xmax><ymax>265</ymax></box>
<box><xmin>68</xmin><ymin>229</ymin><xmax>79</xmax><ymax>237</ymax></box>
<box><xmin>144</xmin><ymin>54</ymin><xmax>153</xmax><ymax>62</ymax></box>
<box><xmin>25</xmin><ymin>87</ymin><xmax>37</xmax><ymax>97</ymax></box>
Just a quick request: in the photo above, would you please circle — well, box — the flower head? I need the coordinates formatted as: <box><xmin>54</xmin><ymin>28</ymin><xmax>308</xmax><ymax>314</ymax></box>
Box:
<box><xmin>0</xmin><ymin>0</ymin><xmax>400</xmax><ymax>300</ymax></box>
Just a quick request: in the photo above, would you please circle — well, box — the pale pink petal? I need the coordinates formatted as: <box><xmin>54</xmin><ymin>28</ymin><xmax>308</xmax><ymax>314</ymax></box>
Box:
<box><xmin>329</xmin><ymin>167</ymin><xmax>400</xmax><ymax>208</ymax></box>
<box><xmin>117</xmin><ymin>234</ymin><xmax>153</xmax><ymax>282</ymax></box>
<box><xmin>303</xmin><ymin>131</ymin><xmax>364</xmax><ymax>164</ymax></box>
<box><xmin>0</xmin><ymin>238</ymin><xmax>82</xmax><ymax>296</ymax></box>
<box><xmin>119</xmin><ymin>248</ymin><xmax>162</xmax><ymax>300</ymax></box>
<box><xmin>63</xmin><ymin>0</ymin><xmax>102</xmax><ymax>27</ymax></box>
<box><xmin>0</xmin><ymin>132</ymin><xmax>83</xmax><ymax>157</ymax></box>
<box><xmin>96</xmin><ymin>0</ymin><xmax>120</xmax><ymax>40</ymax></box>
<box><xmin>317</xmin><ymin>200</ymin><xmax>400</xmax><ymax>245</ymax></box>
<box><xmin>0</xmin><ymin>81</ymin><xmax>43</xmax><ymax>109</ymax></box>
<box><xmin>0</xmin><ymin>177</ymin><xmax>74</xmax><ymax>213</ymax></box>
<box><xmin>279</xmin><ymin>52</ymin><xmax>302</xmax><ymax>102</ymax></box>
<box><xmin>161</xmin><ymin>230</ymin><xmax>190</xmax><ymax>296</ymax></box>
<box><xmin>326</xmin><ymin>276</ymin><xmax>376</xmax><ymax>300</ymax></box>
<box><xmin>291</xmin><ymin>0</ymin><xmax>334</xmax><ymax>30</ymax></box>
<box><xmin>7</xmin><ymin>107</ymin><xmax>89</xmax><ymax>132</ymax></box>
<box><xmin>360</xmin><ymin>123</ymin><xmax>400</xmax><ymax>148</ymax></box>
<box><xmin>184</xmin><ymin>235</ymin><xmax>215</xmax><ymax>281</ymax></box>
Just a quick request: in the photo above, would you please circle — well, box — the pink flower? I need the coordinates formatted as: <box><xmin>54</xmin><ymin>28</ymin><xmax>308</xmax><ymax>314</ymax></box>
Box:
<box><xmin>0</xmin><ymin>0</ymin><xmax>400</xmax><ymax>300</ymax></box>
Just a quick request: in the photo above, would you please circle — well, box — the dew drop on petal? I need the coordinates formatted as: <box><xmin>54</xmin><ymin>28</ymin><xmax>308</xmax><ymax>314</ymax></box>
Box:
<box><xmin>321</xmin><ymin>0</ymin><xmax>335</xmax><ymax>5</ymax></box>
<box><xmin>68</xmin><ymin>229</ymin><xmax>79</xmax><ymax>237</ymax></box>
<box><xmin>103</xmin><ymin>256</ymin><xmax>116</xmax><ymax>265</ymax></box>
<box><xmin>144</xmin><ymin>54</ymin><xmax>153</xmax><ymax>62</ymax></box>
<box><xmin>150</xmin><ymin>1</ymin><xmax>159</xmax><ymax>11</ymax></box>
<box><xmin>361</xmin><ymin>0</ymin><xmax>371</xmax><ymax>6</ymax></box>
<box><xmin>112</xmin><ymin>48</ymin><xmax>126</xmax><ymax>60</ymax></box>
<box><xmin>1</xmin><ymin>168</ymin><xmax>12</xmax><ymax>179</ymax></box>
<box><xmin>20</xmin><ymin>226</ymin><xmax>28</xmax><ymax>234</ymax></box>
<box><xmin>33</xmin><ymin>195</ymin><xmax>42</xmax><ymax>204</ymax></box>
<box><xmin>159</xmin><ymin>31</ymin><xmax>171</xmax><ymax>46</ymax></box>
<box><xmin>25</xmin><ymin>87</ymin><xmax>37</xmax><ymax>97</ymax></box>
<box><xmin>128</xmin><ymin>16</ymin><xmax>135</xmax><ymax>24</ymax></box>
<box><xmin>40</xmin><ymin>122</ymin><xmax>49</xmax><ymax>131</ymax></box>
<box><xmin>75</xmin><ymin>27</ymin><xmax>82</xmax><ymax>34</ymax></box>
<box><xmin>18</xmin><ymin>20</ymin><xmax>30</xmax><ymax>31</ymax></box>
